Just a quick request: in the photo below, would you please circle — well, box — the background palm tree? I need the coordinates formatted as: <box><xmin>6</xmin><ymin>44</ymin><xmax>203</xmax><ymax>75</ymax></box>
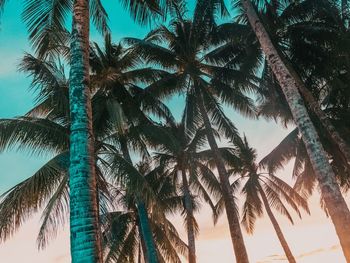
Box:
<box><xmin>103</xmin><ymin>160</ymin><xmax>187</xmax><ymax>263</ymax></box>
<box><xmin>150</xmin><ymin>118</ymin><xmax>223</xmax><ymax>263</ymax></box>
<box><xmin>229</xmin><ymin>136</ymin><xmax>309</xmax><ymax>263</ymax></box>
<box><xmin>126</xmin><ymin>1</ymin><xmax>259</xmax><ymax>261</ymax></box>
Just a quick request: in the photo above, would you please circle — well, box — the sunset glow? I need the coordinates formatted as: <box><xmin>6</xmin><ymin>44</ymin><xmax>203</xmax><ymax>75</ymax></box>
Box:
<box><xmin>0</xmin><ymin>0</ymin><xmax>349</xmax><ymax>262</ymax></box>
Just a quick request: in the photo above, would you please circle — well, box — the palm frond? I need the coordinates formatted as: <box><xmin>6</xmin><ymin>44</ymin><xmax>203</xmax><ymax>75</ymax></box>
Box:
<box><xmin>0</xmin><ymin>152</ymin><xmax>68</xmax><ymax>242</ymax></box>
<box><xmin>90</xmin><ymin>0</ymin><xmax>109</xmax><ymax>33</ymax></box>
<box><xmin>259</xmin><ymin>128</ymin><xmax>299</xmax><ymax>173</ymax></box>
<box><xmin>37</xmin><ymin>175</ymin><xmax>69</xmax><ymax>249</ymax></box>
<box><xmin>0</xmin><ymin>117</ymin><xmax>69</xmax><ymax>156</ymax></box>
<box><xmin>241</xmin><ymin>176</ymin><xmax>263</xmax><ymax>234</ymax></box>
<box><xmin>22</xmin><ymin>0</ymin><xmax>72</xmax><ymax>58</ymax></box>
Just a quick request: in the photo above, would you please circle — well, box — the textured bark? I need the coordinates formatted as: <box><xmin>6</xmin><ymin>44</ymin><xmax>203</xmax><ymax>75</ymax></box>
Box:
<box><xmin>180</xmin><ymin>169</ymin><xmax>197</xmax><ymax>263</ymax></box>
<box><xmin>258</xmin><ymin>186</ymin><xmax>296</xmax><ymax>263</ymax></box>
<box><xmin>285</xmin><ymin>61</ymin><xmax>350</xmax><ymax>167</ymax></box>
<box><xmin>120</xmin><ymin>139</ymin><xmax>158</xmax><ymax>263</ymax></box>
<box><xmin>69</xmin><ymin>0</ymin><xmax>102</xmax><ymax>262</ymax></box>
<box><xmin>241</xmin><ymin>1</ymin><xmax>350</xmax><ymax>261</ymax></box>
<box><xmin>197</xmin><ymin>92</ymin><xmax>249</xmax><ymax>263</ymax></box>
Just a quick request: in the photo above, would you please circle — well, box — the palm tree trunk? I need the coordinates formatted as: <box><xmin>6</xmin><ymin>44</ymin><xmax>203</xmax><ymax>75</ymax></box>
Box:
<box><xmin>241</xmin><ymin>1</ymin><xmax>350</xmax><ymax>261</ymax></box>
<box><xmin>258</xmin><ymin>186</ymin><xmax>296</xmax><ymax>263</ymax></box>
<box><xmin>283</xmin><ymin>60</ymin><xmax>350</xmax><ymax>167</ymax></box>
<box><xmin>137</xmin><ymin>202</ymin><xmax>158</xmax><ymax>263</ymax></box>
<box><xmin>69</xmin><ymin>0</ymin><xmax>102</xmax><ymax>262</ymax></box>
<box><xmin>120</xmin><ymin>139</ymin><xmax>159</xmax><ymax>263</ymax></box>
<box><xmin>197</xmin><ymin>91</ymin><xmax>249</xmax><ymax>263</ymax></box>
<box><xmin>138</xmin><ymin>225</ymin><xmax>148</xmax><ymax>263</ymax></box>
<box><xmin>179</xmin><ymin>169</ymin><xmax>197</xmax><ymax>263</ymax></box>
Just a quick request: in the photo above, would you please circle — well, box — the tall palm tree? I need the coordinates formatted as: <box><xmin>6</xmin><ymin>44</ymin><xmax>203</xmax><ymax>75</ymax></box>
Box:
<box><xmin>0</xmin><ymin>0</ymin><xmax>176</xmax><ymax>261</ymax></box>
<box><xmin>126</xmin><ymin>1</ymin><xmax>258</xmax><ymax>261</ymax></box>
<box><xmin>89</xmin><ymin>34</ymin><xmax>180</xmax><ymax>263</ymax></box>
<box><xmin>229</xmin><ymin>136</ymin><xmax>309</xmax><ymax>263</ymax></box>
<box><xmin>252</xmin><ymin>0</ymin><xmax>350</xmax><ymax>169</ymax></box>
<box><xmin>150</xmin><ymin>118</ymin><xmax>223</xmax><ymax>263</ymax></box>
<box><xmin>215</xmin><ymin>0</ymin><xmax>350</xmax><ymax>168</ymax></box>
<box><xmin>0</xmin><ymin>40</ymin><xmax>170</xmax><ymax>260</ymax></box>
<box><xmin>237</xmin><ymin>0</ymin><xmax>350</xmax><ymax>260</ymax></box>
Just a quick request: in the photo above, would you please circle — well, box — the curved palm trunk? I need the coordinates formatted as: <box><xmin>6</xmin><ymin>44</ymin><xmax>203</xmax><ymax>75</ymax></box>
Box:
<box><xmin>258</xmin><ymin>186</ymin><xmax>296</xmax><ymax>263</ymax></box>
<box><xmin>120</xmin><ymin>139</ymin><xmax>159</xmax><ymax>263</ymax></box>
<box><xmin>69</xmin><ymin>0</ymin><xmax>102</xmax><ymax>262</ymax></box>
<box><xmin>284</xmin><ymin>60</ymin><xmax>350</xmax><ymax>167</ymax></box>
<box><xmin>179</xmin><ymin>169</ymin><xmax>197</xmax><ymax>263</ymax></box>
<box><xmin>137</xmin><ymin>202</ymin><xmax>158</xmax><ymax>263</ymax></box>
<box><xmin>138</xmin><ymin>224</ymin><xmax>148</xmax><ymax>263</ymax></box>
<box><xmin>241</xmin><ymin>1</ymin><xmax>350</xmax><ymax>261</ymax></box>
<box><xmin>197</xmin><ymin>92</ymin><xmax>249</xmax><ymax>263</ymax></box>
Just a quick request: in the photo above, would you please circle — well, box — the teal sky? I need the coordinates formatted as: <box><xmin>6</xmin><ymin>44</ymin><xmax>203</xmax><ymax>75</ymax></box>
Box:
<box><xmin>1</xmin><ymin>1</ymin><xmax>345</xmax><ymax>263</ymax></box>
<box><xmin>0</xmin><ymin>0</ymin><xmax>258</xmax><ymax>193</ymax></box>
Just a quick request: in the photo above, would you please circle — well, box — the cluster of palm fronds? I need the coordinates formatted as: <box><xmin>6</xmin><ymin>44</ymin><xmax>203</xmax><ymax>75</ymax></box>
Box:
<box><xmin>0</xmin><ymin>0</ymin><xmax>349</xmax><ymax>262</ymax></box>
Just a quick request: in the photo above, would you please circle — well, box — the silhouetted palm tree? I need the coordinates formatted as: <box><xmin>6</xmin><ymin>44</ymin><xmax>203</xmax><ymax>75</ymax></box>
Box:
<box><xmin>231</xmin><ymin>136</ymin><xmax>309</xmax><ymax>263</ymax></box>
<box><xmin>236</xmin><ymin>0</ymin><xmax>350</xmax><ymax>259</ymax></box>
<box><xmin>150</xmin><ymin>118</ymin><xmax>223</xmax><ymax>263</ymax></box>
<box><xmin>126</xmin><ymin>1</ymin><xmax>258</xmax><ymax>261</ymax></box>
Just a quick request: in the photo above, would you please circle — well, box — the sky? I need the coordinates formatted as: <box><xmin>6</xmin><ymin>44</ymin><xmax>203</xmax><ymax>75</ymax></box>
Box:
<box><xmin>0</xmin><ymin>0</ymin><xmax>348</xmax><ymax>262</ymax></box>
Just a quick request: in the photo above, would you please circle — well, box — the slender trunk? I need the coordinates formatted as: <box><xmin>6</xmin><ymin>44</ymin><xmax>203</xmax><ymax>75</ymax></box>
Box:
<box><xmin>120</xmin><ymin>139</ymin><xmax>158</xmax><ymax>263</ymax></box>
<box><xmin>241</xmin><ymin>1</ymin><xmax>350</xmax><ymax>261</ymax></box>
<box><xmin>258</xmin><ymin>186</ymin><xmax>296</xmax><ymax>263</ymax></box>
<box><xmin>197</xmin><ymin>91</ymin><xmax>249</xmax><ymax>263</ymax></box>
<box><xmin>139</xmin><ymin>225</ymin><xmax>148</xmax><ymax>263</ymax></box>
<box><xmin>69</xmin><ymin>0</ymin><xmax>102</xmax><ymax>262</ymax></box>
<box><xmin>180</xmin><ymin>169</ymin><xmax>197</xmax><ymax>263</ymax></box>
<box><xmin>137</xmin><ymin>202</ymin><xmax>158</xmax><ymax>263</ymax></box>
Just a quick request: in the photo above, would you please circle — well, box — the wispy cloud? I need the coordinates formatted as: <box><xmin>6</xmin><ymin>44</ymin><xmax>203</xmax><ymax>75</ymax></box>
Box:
<box><xmin>258</xmin><ymin>245</ymin><xmax>342</xmax><ymax>263</ymax></box>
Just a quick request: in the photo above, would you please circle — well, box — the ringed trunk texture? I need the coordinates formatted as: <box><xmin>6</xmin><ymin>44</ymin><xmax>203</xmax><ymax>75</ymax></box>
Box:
<box><xmin>69</xmin><ymin>0</ymin><xmax>102</xmax><ymax>262</ymax></box>
<box><xmin>241</xmin><ymin>1</ymin><xmax>350</xmax><ymax>261</ymax></box>
<box><xmin>120</xmin><ymin>139</ymin><xmax>159</xmax><ymax>263</ymax></box>
<box><xmin>180</xmin><ymin>169</ymin><xmax>197</xmax><ymax>263</ymax></box>
<box><xmin>258</xmin><ymin>186</ymin><xmax>296</xmax><ymax>263</ymax></box>
<box><xmin>197</xmin><ymin>92</ymin><xmax>249</xmax><ymax>263</ymax></box>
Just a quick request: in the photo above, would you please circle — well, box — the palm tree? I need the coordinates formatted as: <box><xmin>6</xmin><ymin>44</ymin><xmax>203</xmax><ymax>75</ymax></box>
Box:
<box><xmin>217</xmin><ymin>0</ymin><xmax>350</xmax><ymax>168</ymax></box>
<box><xmin>0</xmin><ymin>0</ymin><xmax>176</xmax><ymax>261</ymax></box>
<box><xmin>0</xmin><ymin>40</ymin><xmax>170</xmax><ymax>260</ymax></box>
<box><xmin>252</xmin><ymin>0</ymin><xmax>350</xmax><ymax>169</ymax></box>
<box><xmin>237</xmin><ymin>0</ymin><xmax>350</xmax><ymax>259</ymax></box>
<box><xmin>150</xmin><ymin>118</ymin><xmax>223</xmax><ymax>263</ymax></box>
<box><xmin>126</xmin><ymin>1</ymin><xmax>258</xmax><ymax>261</ymax></box>
<box><xmin>103</xmin><ymin>160</ymin><xmax>187</xmax><ymax>263</ymax></box>
<box><xmin>229</xmin><ymin>136</ymin><xmax>309</xmax><ymax>263</ymax></box>
<box><xmin>89</xmin><ymin>34</ymin><xmax>181</xmax><ymax>263</ymax></box>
